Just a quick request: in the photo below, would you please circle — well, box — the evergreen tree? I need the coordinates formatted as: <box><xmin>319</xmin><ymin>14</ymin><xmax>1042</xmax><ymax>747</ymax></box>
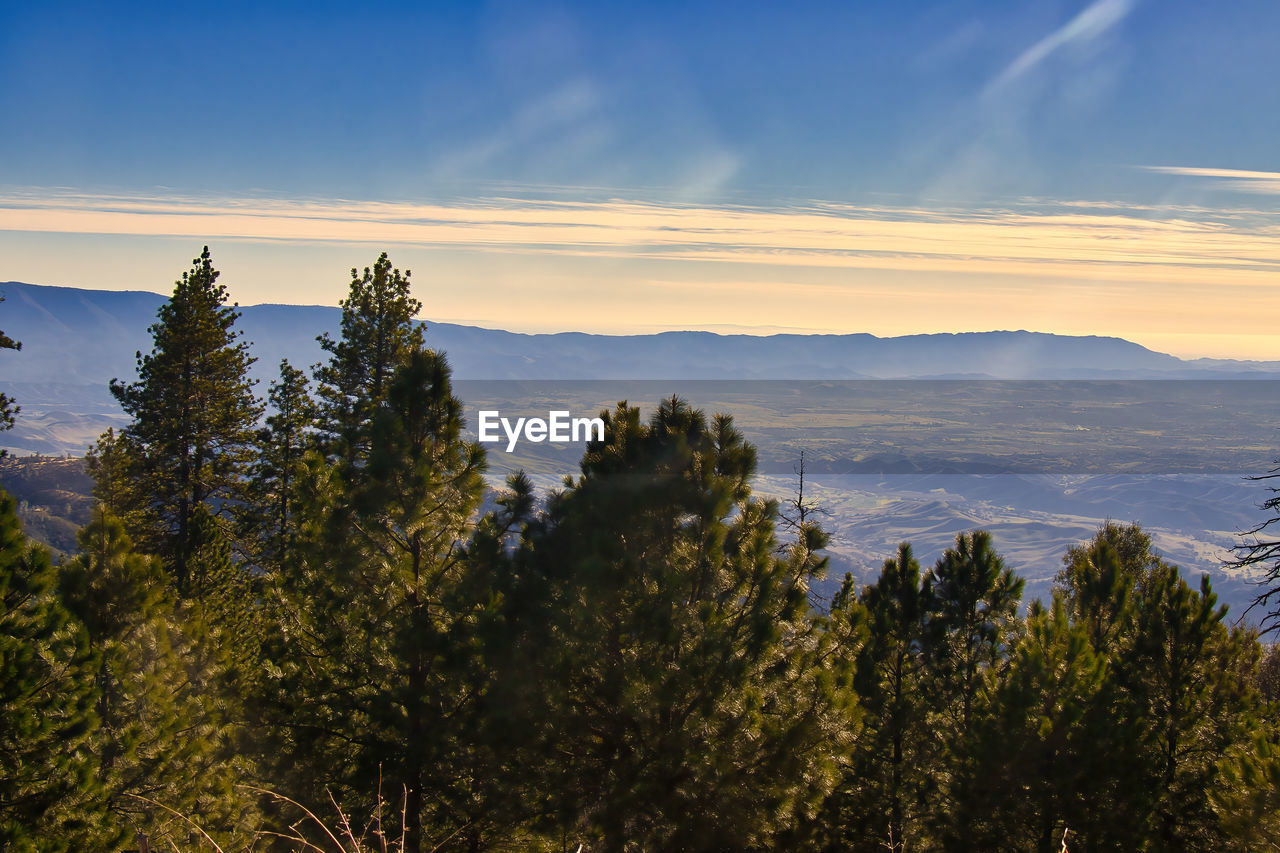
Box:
<box><xmin>1212</xmin><ymin>720</ymin><xmax>1280</xmax><ymax>849</ymax></box>
<box><xmin>313</xmin><ymin>252</ymin><xmax>425</xmax><ymax>467</ymax></box>
<box><xmin>1050</xmin><ymin>524</ymin><xmax>1154</xmax><ymax>851</ymax></box>
<box><xmin>1057</xmin><ymin>520</ymin><xmax>1159</xmax><ymax>643</ymax></box>
<box><xmin>1054</xmin><ymin>522</ymin><xmax>1272</xmax><ymax>851</ymax></box>
<box><xmin>1129</xmin><ymin>566</ymin><xmax>1256</xmax><ymax>850</ymax></box>
<box><xmin>923</xmin><ymin>530</ymin><xmax>1024</xmax><ymax>734</ymax></box>
<box><xmin>241</xmin><ymin>358</ymin><xmax>315</xmax><ymax>575</ymax></box>
<box><xmin>818</xmin><ymin>545</ymin><xmax>929</xmax><ymax>852</ymax></box>
<box><xmin>58</xmin><ymin>506</ymin><xmax>258</xmax><ymax>849</ymax></box>
<box><xmin>0</xmin><ymin>489</ymin><xmax>101</xmax><ymax>849</ymax></box>
<box><xmin>265</xmin><ymin>342</ymin><xmax>488</xmax><ymax>851</ymax></box>
<box><xmin>85</xmin><ymin>428</ymin><xmax>147</xmax><ymax>538</ymax></box>
<box><xmin>512</xmin><ymin>398</ymin><xmax>853</xmax><ymax>851</ymax></box>
<box><xmin>957</xmin><ymin>596</ymin><xmax>1106</xmax><ymax>853</ymax></box>
<box><xmin>920</xmin><ymin>529</ymin><xmax>1024</xmax><ymax>846</ymax></box>
<box><xmin>106</xmin><ymin>247</ymin><xmax>261</xmax><ymax>593</ymax></box>
<box><xmin>445</xmin><ymin>470</ymin><xmax>545</xmax><ymax>849</ymax></box>
<box><xmin>1251</xmin><ymin>641</ymin><xmax>1280</xmax><ymax>704</ymax></box>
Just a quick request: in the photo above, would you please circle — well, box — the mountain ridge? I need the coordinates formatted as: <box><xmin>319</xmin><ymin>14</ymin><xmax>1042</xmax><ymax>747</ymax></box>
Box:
<box><xmin>4</xmin><ymin>280</ymin><xmax>1278</xmax><ymax>384</ymax></box>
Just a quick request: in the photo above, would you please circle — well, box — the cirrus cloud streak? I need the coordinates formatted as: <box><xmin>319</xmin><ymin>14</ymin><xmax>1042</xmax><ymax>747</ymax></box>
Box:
<box><xmin>2</xmin><ymin>189</ymin><xmax>1278</xmax><ymax>289</ymax></box>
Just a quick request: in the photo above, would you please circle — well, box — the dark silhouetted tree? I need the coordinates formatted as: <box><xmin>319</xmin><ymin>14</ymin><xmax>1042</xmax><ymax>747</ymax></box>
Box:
<box><xmin>817</xmin><ymin>545</ymin><xmax>929</xmax><ymax>853</ymax></box>
<box><xmin>956</xmin><ymin>596</ymin><xmax>1106</xmax><ymax>853</ymax></box>
<box><xmin>1231</xmin><ymin>458</ymin><xmax>1280</xmax><ymax>634</ymax></box>
<box><xmin>921</xmin><ymin>529</ymin><xmax>1024</xmax><ymax>846</ymax></box>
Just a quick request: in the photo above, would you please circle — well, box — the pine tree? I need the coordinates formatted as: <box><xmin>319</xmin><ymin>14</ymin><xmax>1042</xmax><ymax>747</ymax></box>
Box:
<box><xmin>1054</xmin><ymin>523</ymin><xmax>1271</xmax><ymax>851</ymax></box>
<box><xmin>1129</xmin><ymin>566</ymin><xmax>1256</xmax><ymax>850</ymax></box>
<box><xmin>106</xmin><ymin>247</ymin><xmax>261</xmax><ymax>593</ymax></box>
<box><xmin>241</xmin><ymin>359</ymin><xmax>315</xmax><ymax>575</ymax></box>
<box><xmin>1212</xmin><ymin>719</ymin><xmax>1280</xmax><ymax>848</ymax></box>
<box><xmin>1056</xmin><ymin>520</ymin><xmax>1159</xmax><ymax>646</ymax></box>
<box><xmin>265</xmin><ymin>286</ymin><xmax>488</xmax><ymax>851</ymax></box>
<box><xmin>923</xmin><ymin>530</ymin><xmax>1024</xmax><ymax>735</ymax></box>
<box><xmin>0</xmin><ymin>489</ymin><xmax>101</xmax><ymax>849</ymax></box>
<box><xmin>957</xmin><ymin>596</ymin><xmax>1106</xmax><ymax>853</ymax></box>
<box><xmin>85</xmin><ymin>428</ymin><xmax>147</xmax><ymax>536</ymax></box>
<box><xmin>920</xmin><ymin>529</ymin><xmax>1024</xmax><ymax>846</ymax></box>
<box><xmin>1050</xmin><ymin>524</ymin><xmax>1154</xmax><ymax>850</ymax></box>
<box><xmin>444</xmin><ymin>470</ymin><xmax>545</xmax><ymax>849</ymax></box>
<box><xmin>58</xmin><ymin>506</ymin><xmax>258</xmax><ymax>848</ymax></box>
<box><xmin>313</xmin><ymin>252</ymin><xmax>425</xmax><ymax>467</ymax></box>
<box><xmin>511</xmin><ymin>398</ymin><xmax>853</xmax><ymax>851</ymax></box>
<box><xmin>820</xmin><ymin>544</ymin><xmax>931</xmax><ymax>852</ymax></box>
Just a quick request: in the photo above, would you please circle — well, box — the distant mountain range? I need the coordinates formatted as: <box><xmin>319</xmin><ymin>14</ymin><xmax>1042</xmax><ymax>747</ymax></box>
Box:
<box><xmin>4</xmin><ymin>281</ymin><xmax>1279</xmax><ymax>387</ymax></box>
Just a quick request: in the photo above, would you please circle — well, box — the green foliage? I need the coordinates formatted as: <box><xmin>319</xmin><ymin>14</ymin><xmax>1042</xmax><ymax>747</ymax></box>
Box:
<box><xmin>241</xmin><ymin>358</ymin><xmax>316</xmax><ymax>575</ymax></box>
<box><xmin>264</xmin><ymin>261</ymin><xmax>489</xmax><ymax>852</ymax></box>
<box><xmin>512</xmin><ymin>397</ymin><xmax>854</xmax><ymax>851</ymax></box>
<box><xmin>106</xmin><ymin>247</ymin><xmax>261</xmax><ymax>592</ymax></box>
<box><xmin>1044</xmin><ymin>522</ymin><xmax>1270</xmax><ymax>851</ymax></box>
<box><xmin>818</xmin><ymin>545</ymin><xmax>930</xmax><ymax>852</ymax></box>
<box><xmin>85</xmin><ymin>428</ymin><xmax>148</xmax><ymax>542</ymax></box>
<box><xmin>1212</xmin><ymin>722</ymin><xmax>1280</xmax><ymax>848</ymax></box>
<box><xmin>1130</xmin><ymin>566</ymin><xmax>1253</xmax><ymax>850</ymax></box>
<box><xmin>924</xmin><ymin>529</ymin><xmax>1025</xmax><ymax>732</ymax></box>
<box><xmin>956</xmin><ymin>596</ymin><xmax>1106</xmax><ymax>853</ymax></box>
<box><xmin>22</xmin><ymin>247</ymin><xmax>1278</xmax><ymax>850</ymax></box>
<box><xmin>916</xmin><ymin>530</ymin><xmax>1024</xmax><ymax>845</ymax></box>
<box><xmin>0</xmin><ymin>489</ymin><xmax>101</xmax><ymax>850</ymax></box>
<box><xmin>1252</xmin><ymin>641</ymin><xmax>1280</xmax><ymax>704</ymax></box>
<box><xmin>313</xmin><ymin>252</ymin><xmax>425</xmax><ymax>466</ymax></box>
<box><xmin>58</xmin><ymin>506</ymin><xmax>258</xmax><ymax>848</ymax></box>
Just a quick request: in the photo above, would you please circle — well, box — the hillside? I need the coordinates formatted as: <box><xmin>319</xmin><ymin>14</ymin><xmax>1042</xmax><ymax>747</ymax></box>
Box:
<box><xmin>5</xmin><ymin>281</ymin><xmax>1280</xmax><ymax>388</ymax></box>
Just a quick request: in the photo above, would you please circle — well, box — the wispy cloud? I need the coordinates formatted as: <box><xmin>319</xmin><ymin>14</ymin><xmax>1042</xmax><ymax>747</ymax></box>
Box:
<box><xmin>431</xmin><ymin>78</ymin><xmax>606</xmax><ymax>178</ymax></box>
<box><xmin>1144</xmin><ymin>166</ymin><xmax>1280</xmax><ymax>195</ymax></box>
<box><xmin>987</xmin><ymin>0</ymin><xmax>1135</xmax><ymax>92</ymax></box>
<box><xmin>1</xmin><ymin>188</ymin><xmax>1279</xmax><ymax>289</ymax></box>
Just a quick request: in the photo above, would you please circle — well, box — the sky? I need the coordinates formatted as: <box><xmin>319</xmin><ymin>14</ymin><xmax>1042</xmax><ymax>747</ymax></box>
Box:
<box><xmin>2</xmin><ymin>0</ymin><xmax>1278</xmax><ymax>359</ymax></box>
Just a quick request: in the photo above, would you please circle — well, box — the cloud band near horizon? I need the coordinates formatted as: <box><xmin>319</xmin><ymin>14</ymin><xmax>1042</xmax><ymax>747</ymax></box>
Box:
<box><xmin>2</xmin><ymin>187</ymin><xmax>1278</xmax><ymax>289</ymax></box>
<box><xmin>1</xmin><ymin>180</ymin><xmax>1278</xmax><ymax>361</ymax></box>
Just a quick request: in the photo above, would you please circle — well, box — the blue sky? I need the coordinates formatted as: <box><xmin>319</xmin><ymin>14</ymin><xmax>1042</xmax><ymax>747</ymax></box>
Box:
<box><xmin>2</xmin><ymin>0</ymin><xmax>1279</xmax><ymax>358</ymax></box>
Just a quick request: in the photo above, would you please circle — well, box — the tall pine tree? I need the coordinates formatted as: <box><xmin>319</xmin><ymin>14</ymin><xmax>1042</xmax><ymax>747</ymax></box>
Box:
<box><xmin>819</xmin><ymin>544</ymin><xmax>931</xmax><ymax>852</ymax></box>
<box><xmin>313</xmin><ymin>251</ymin><xmax>425</xmax><ymax>467</ymax></box>
<box><xmin>106</xmin><ymin>247</ymin><xmax>261</xmax><ymax>593</ymax></box>
<box><xmin>263</xmin><ymin>255</ymin><xmax>490</xmax><ymax>852</ymax></box>
<box><xmin>955</xmin><ymin>595</ymin><xmax>1107</xmax><ymax>853</ymax></box>
<box><xmin>921</xmin><ymin>529</ymin><xmax>1024</xmax><ymax>847</ymax></box>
